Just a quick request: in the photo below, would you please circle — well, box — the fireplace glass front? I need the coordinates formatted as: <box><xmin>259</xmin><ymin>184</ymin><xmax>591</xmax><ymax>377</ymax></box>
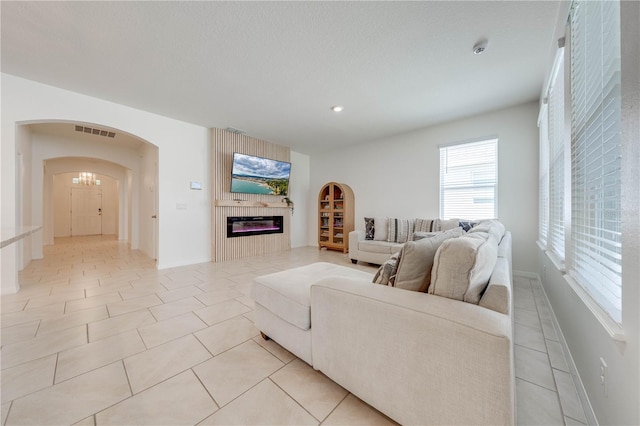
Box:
<box><xmin>226</xmin><ymin>216</ymin><xmax>284</xmax><ymax>238</ymax></box>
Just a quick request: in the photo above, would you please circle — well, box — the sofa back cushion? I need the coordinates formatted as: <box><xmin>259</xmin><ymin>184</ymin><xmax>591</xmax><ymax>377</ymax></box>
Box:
<box><xmin>393</xmin><ymin>228</ymin><xmax>463</xmax><ymax>292</ymax></box>
<box><xmin>437</xmin><ymin>218</ymin><xmax>461</xmax><ymax>231</ymax></box>
<box><xmin>429</xmin><ymin>234</ymin><xmax>498</xmax><ymax>304</ymax></box>
<box><xmin>468</xmin><ymin>219</ymin><xmax>505</xmax><ymax>243</ymax></box>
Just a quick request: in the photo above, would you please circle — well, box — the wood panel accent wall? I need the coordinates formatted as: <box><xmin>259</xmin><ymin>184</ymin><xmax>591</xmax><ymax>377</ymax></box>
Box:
<box><xmin>211</xmin><ymin>128</ymin><xmax>291</xmax><ymax>262</ymax></box>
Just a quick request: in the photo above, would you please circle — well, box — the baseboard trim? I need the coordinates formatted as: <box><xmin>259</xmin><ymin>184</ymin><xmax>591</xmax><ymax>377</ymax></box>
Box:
<box><xmin>157</xmin><ymin>257</ymin><xmax>212</xmax><ymax>270</ymax></box>
<box><xmin>533</xmin><ymin>275</ymin><xmax>599</xmax><ymax>425</ymax></box>
<box><xmin>513</xmin><ymin>270</ymin><xmax>539</xmax><ymax>279</ymax></box>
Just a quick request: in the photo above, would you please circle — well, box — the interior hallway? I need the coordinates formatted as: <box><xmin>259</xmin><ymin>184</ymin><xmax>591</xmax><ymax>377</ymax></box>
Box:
<box><xmin>1</xmin><ymin>237</ymin><xmax>587</xmax><ymax>425</ymax></box>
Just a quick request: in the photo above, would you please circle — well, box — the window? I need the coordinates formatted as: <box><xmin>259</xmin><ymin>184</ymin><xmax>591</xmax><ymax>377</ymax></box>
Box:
<box><xmin>568</xmin><ymin>0</ymin><xmax>622</xmax><ymax>322</ymax></box>
<box><xmin>439</xmin><ymin>138</ymin><xmax>497</xmax><ymax>220</ymax></box>
<box><xmin>538</xmin><ymin>105</ymin><xmax>549</xmax><ymax>245</ymax></box>
<box><xmin>548</xmin><ymin>49</ymin><xmax>566</xmax><ymax>261</ymax></box>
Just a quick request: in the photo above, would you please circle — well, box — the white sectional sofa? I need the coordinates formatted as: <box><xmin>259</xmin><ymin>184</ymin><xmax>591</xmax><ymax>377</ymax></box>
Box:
<box><xmin>349</xmin><ymin>217</ymin><xmax>469</xmax><ymax>265</ymax></box>
<box><xmin>252</xmin><ymin>220</ymin><xmax>514</xmax><ymax>425</ymax></box>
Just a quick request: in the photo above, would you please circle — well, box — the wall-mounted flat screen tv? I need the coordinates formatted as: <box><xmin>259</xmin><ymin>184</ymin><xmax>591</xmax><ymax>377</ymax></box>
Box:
<box><xmin>230</xmin><ymin>152</ymin><xmax>291</xmax><ymax>196</ymax></box>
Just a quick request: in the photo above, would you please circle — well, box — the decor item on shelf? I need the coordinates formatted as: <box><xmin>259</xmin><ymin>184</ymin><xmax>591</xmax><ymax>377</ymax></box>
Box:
<box><xmin>317</xmin><ymin>182</ymin><xmax>354</xmax><ymax>253</ymax></box>
<box><xmin>283</xmin><ymin>197</ymin><xmax>294</xmax><ymax>215</ymax></box>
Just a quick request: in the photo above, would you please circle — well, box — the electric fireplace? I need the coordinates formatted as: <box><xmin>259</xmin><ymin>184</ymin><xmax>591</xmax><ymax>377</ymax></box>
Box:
<box><xmin>227</xmin><ymin>216</ymin><xmax>284</xmax><ymax>238</ymax></box>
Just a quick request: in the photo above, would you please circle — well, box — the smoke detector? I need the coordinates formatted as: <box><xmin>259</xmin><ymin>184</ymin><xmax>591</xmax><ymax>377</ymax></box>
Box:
<box><xmin>473</xmin><ymin>39</ymin><xmax>488</xmax><ymax>55</ymax></box>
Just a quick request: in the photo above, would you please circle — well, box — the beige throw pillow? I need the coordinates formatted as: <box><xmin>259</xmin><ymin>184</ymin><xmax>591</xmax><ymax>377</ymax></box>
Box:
<box><xmin>393</xmin><ymin>230</ymin><xmax>461</xmax><ymax>292</ymax></box>
<box><xmin>429</xmin><ymin>235</ymin><xmax>498</xmax><ymax>304</ymax></box>
<box><xmin>468</xmin><ymin>219</ymin><xmax>505</xmax><ymax>243</ymax></box>
<box><xmin>438</xmin><ymin>218</ymin><xmax>460</xmax><ymax>231</ymax></box>
<box><xmin>413</xmin><ymin>227</ymin><xmax>464</xmax><ymax>241</ymax></box>
<box><xmin>373</xmin><ymin>217</ymin><xmax>389</xmax><ymax>241</ymax></box>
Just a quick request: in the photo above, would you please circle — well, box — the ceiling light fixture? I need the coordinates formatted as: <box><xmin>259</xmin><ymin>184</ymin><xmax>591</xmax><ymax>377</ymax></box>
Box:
<box><xmin>473</xmin><ymin>39</ymin><xmax>488</xmax><ymax>55</ymax></box>
<box><xmin>331</xmin><ymin>105</ymin><xmax>344</xmax><ymax>113</ymax></box>
<box><xmin>76</xmin><ymin>172</ymin><xmax>97</xmax><ymax>186</ymax></box>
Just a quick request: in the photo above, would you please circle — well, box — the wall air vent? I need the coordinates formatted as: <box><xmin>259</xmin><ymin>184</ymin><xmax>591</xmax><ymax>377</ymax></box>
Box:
<box><xmin>74</xmin><ymin>124</ymin><xmax>117</xmax><ymax>138</ymax></box>
<box><xmin>225</xmin><ymin>127</ymin><xmax>246</xmax><ymax>135</ymax></box>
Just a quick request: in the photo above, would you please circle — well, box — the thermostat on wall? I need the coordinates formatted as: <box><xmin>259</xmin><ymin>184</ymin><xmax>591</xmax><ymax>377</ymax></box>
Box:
<box><xmin>190</xmin><ymin>181</ymin><xmax>202</xmax><ymax>190</ymax></box>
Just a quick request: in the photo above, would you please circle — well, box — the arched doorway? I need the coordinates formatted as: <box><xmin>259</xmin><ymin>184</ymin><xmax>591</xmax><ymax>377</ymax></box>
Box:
<box><xmin>15</xmin><ymin>121</ymin><xmax>159</xmax><ymax>267</ymax></box>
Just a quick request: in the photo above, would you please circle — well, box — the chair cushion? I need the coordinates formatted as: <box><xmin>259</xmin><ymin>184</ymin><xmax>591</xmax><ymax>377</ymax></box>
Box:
<box><xmin>251</xmin><ymin>262</ymin><xmax>373</xmax><ymax>331</ymax></box>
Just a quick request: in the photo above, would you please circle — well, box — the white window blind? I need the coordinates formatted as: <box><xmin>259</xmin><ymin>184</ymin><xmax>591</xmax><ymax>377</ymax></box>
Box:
<box><xmin>439</xmin><ymin>139</ymin><xmax>497</xmax><ymax>220</ymax></box>
<box><xmin>538</xmin><ymin>105</ymin><xmax>549</xmax><ymax>245</ymax></box>
<box><xmin>569</xmin><ymin>0</ymin><xmax>622</xmax><ymax>322</ymax></box>
<box><xmin>548</xmin><ymin>51</ymin><xmax>566</xmax><ymax>261</ymax></box>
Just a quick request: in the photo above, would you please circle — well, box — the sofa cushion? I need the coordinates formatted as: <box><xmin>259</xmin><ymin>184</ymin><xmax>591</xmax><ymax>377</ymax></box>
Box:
<box><xmin>387</xmin><ymin>218</ymin><xmax>415</xmax><ymax>243</ymax></box>
<box><xmin>458</xmin><ymin>220</ymin><xmax>479</xmax><ymax>232</ymax></box>
<box><xmin>372</xmin><ymin>252</ymin><xmax>400</xmax><ymax>286</ymax></box>
<box><xmin>252</xmin><ymin>262</ymin><xmax>374</xmax><ymax>331</ymax></box>
<box><xmin>358</xmin><ymin>240</ymin><xmax>403</xmax><ymax>254</ymax></box>
<box><xmin>373</xmin><ymin>217</ymin><xmax>389</xmax><ymax>241</ymax></box>
<box><xmin>429</xmin><ymin>235</ymin><xmax>498</xmax><ymax>304</ymax></box>
<box><xmin>364</xmin><ymin>217</ymin><xmax>375</xmax><ymax>240</ymax></box>
<box><xmin>394</xmin><ymin>229</ymin><xmax>462</xmax><ymax>292</ymax></box>
<box><xmin>413</xmin><ymin>227</ymin><xmax>464</xmax><ymax>241</ymax></box>
<box><xmin>438</xmin><ymin>218</ymin><xmax>460</xmax><ymax>231</ymax></box>
<box><xmin>468</xmin><ymin>219</ymin><xmax>505</xmax><ymax>243</ymax></box>
<box><xmin>414</xmin><ymin>218</ymin><xmax>436</xmax><ymax>233</ymax></box>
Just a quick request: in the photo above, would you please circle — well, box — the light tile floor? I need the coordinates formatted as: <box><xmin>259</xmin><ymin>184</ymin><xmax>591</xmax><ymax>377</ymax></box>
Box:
<box><xmin>1</xmin><ymin>236</ymin><xmax>588</xmax><ymax>425</ymax></box>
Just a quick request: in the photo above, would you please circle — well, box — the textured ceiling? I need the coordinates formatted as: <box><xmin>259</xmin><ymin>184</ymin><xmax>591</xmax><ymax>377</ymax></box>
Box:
<box><xmin>1</xmin><ymin>1</ymin><xmax>561</xmax><ymax>154</ymax></box>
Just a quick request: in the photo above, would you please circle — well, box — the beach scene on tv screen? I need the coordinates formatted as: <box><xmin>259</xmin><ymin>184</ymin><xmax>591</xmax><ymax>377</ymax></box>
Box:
<box><xmin>231</xmin><ymin>153</ymin><xmax>291</xmax><ymax>195</ymax></box>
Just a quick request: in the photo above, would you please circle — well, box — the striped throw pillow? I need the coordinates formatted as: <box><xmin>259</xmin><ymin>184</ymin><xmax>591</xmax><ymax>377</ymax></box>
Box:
<box><xmin>414</xmin><ymin>218</ymin><xmax>436</xmax><ymax>233</ymax></box>
<box><xmin>387</xmin><ymin>218</ymin><xmax>414</xmax><ymax>243</ymax></box>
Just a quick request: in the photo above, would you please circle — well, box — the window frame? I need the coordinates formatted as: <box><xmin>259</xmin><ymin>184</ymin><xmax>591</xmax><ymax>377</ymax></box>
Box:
<box><xmin>439</xmin><ymin>137</ymin><xmax>498</xmax><ymax>221</ymax></box>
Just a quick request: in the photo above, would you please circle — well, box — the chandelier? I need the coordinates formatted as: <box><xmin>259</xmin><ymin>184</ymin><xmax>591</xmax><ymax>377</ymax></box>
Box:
<box><xmin>77</xmin><ymin>172</ymin><xmax>97</xmax><ymax>186</ymax></box>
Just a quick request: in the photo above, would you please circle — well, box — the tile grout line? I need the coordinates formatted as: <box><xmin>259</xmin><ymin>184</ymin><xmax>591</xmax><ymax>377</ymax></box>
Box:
<box><xmin>532</xmin><ymin>277</ymin><xmax>573</xmax><ymax>425</ymax></box>
<box><xmin>268</xmin><ymin>376</ymin><xmax>324</xmax><ymax>424</ymax></box>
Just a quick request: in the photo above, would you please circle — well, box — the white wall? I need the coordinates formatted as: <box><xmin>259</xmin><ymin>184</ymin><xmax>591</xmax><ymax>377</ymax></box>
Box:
<box><xmin>17</xmin><ymin>125</ymin><xmax>33</xmax><ymax>269</ymax></box>
<box><xmin>310</xmin><ymin>101</ymin><xmax>539</xmax><ymax>273</ymax></box>
<box><xmin>1</xmin><ymin>74</ymin><xmax>211</xmax><ymax>280</ymax></box>
<box><xmin>289</xmin><ymin>150</ymin><xmax>311</xmax><ymax>248</ymax></box>
<box><xmin>537</xmin><ymin>3</ymin><xmax>640</xmax><ymax>425</ymax></box>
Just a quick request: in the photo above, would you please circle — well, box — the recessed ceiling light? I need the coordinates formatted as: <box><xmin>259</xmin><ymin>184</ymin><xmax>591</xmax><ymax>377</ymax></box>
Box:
<box><xmin>331</xmin><ymin>105</ymin><xmax>344</xmax><ymax>113</ymax></box>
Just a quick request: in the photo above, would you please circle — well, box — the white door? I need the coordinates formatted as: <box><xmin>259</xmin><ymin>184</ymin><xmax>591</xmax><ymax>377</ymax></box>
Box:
<box><xmin>71</xmin><ymin>188</ymin><xmax>103</xmax><ymax>236</ymax></box>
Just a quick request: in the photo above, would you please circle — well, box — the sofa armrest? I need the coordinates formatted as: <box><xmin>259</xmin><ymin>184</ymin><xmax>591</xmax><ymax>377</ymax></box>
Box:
<box><xmin>310</xmin><ymin>279</ymin><xmax>514</xmax><ymax>425</ymax></box>
<box><xmin>348</xmin><ymin>230</ymin><xmax>365</xmax><ymax>260</ymax></box>
<box><xmin>479</xmin><ymin>257</ymin><xmax>511</xmax><ymax>315</ymax></box>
